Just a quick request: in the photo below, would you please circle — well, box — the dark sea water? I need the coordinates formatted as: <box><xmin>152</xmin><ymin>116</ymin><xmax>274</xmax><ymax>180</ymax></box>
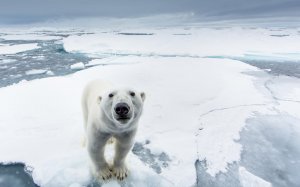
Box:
<box><xmin>0</xmin><ymin>39</ymin><xmax>91</xmax><ymax>87</ymax></box>
<box><xmin>237</xmin><ymin>59</ymin><xmax>300</xmax><ymax>78</ymax></box>
<box><xmin>0</xmin><ymin>163</ymin><xmax>38</xmax><ymax>187</ymax></box>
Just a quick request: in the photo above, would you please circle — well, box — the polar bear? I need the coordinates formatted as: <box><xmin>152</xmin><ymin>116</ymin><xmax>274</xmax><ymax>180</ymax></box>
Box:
<box><xmin>81</xmin><ymin>80</ymin><xmax>145</xmax><ymax>181</ymax></box>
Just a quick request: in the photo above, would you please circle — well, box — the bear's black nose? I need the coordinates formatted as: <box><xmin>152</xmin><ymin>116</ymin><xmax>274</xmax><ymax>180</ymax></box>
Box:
<box><xmin>115</xmin><ymin>103</ymin><xmax>130</xmax><ymax>115</ymax></box>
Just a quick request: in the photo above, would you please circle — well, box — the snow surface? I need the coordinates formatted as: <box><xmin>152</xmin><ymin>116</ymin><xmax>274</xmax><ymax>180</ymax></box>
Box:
<box><xmin>0</xmin><ymin>43</ymin><xmax>40</xmax><ymax>55</ymax></box>
<box><xmin>1</xmin><ymin>54</ymin><xmax>299</xmax><ymax>186</ymax></box>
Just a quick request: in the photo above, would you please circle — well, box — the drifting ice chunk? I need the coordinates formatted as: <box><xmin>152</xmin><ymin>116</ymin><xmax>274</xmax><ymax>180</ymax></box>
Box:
<box><xmin>46</xmin><ymin>70</ymin><xmax>54</xmax><ymax>76</ymax></box>
<box><xmin>25</xmin><ymin>69</ymin><xmax>47</xmax><ymax>75</ymax></box>
<box><xmin>70</xmin><ymin>62</ymin><xmax>85</xmax><ymax>70</ymax></box>
<box><xmin>0</xmin><ymin>59</ymin><xmax>17</xmax><ymax>64</ymax></box>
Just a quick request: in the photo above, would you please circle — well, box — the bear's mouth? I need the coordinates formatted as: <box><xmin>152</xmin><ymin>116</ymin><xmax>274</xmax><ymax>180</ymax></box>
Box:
<box><xmin>117</xmin><ymin>116</ymin><xmax>129</xmax><ymax>120</ymax></box>
<box><xmin>116</xmin><ymin>115</ymin><xmax>131</xmax><ymax>124</ymax></box>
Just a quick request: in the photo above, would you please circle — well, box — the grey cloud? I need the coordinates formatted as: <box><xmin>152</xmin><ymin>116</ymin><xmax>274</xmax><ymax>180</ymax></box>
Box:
<box><xmin>0</xmin><ymin>0</ymin><xmax>299</xmax><ymax>24</ymax></box>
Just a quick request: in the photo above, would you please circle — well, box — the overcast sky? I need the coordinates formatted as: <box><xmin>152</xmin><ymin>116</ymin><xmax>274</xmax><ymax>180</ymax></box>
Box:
<box><xmin>0</xmin><ymin>0</ymin><xmax>300</xmax><ymax>24</ymax></box>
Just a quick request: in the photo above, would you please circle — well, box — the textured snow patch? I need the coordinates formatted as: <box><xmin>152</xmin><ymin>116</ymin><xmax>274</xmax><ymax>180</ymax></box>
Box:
<box><xmin>102</xmin><ymin>181</ymin><xmax>120</xmax><ymax>187</ymax></box>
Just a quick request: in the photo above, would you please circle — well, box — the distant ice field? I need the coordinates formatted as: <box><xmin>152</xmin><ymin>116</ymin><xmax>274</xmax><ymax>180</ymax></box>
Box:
<box><xmin>1</xmin><ymin>26</ymin><xmax>300</xmax><ymax>88</ymax></box>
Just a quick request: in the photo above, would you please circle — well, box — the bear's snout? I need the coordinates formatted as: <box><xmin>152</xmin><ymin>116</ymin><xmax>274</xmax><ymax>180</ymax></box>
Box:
<box><xmin>114</xmin><ymin>103</ymin><xmax>130</xmax><ymax>116</ymax></box>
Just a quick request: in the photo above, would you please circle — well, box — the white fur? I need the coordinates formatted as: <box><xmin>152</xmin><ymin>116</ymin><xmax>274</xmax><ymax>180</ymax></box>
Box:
<box><xmin>81</xmin><ymin>80</ymin><xmax>145</xmax><ymax>181</ymax></box>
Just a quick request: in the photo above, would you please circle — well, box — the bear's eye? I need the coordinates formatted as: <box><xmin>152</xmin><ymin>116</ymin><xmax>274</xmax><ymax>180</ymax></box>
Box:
<box><xmin>130</xmin><ymin>92</ymin><xmax>135</xmax><ymax>97</ymax></box>
<box><xmin>108</xmin><ymin>93</ymin><xmax>114</xmax><ymax>98</ymax></box>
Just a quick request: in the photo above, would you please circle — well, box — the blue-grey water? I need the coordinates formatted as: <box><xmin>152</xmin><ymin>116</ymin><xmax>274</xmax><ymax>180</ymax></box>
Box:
<box><xmin>0</xmin><ymin>39</ymin><xmax>91</xmax><ymax>87</ymax></box>
<box><xmin>235</xmin><ymin>59</ymin><xmax>300</xmax><ymax>78</ymax></box>
<box><xmin>0</xmin><ymin>163</ymin><xmax>38</xmax><ymax>187</ymax></box>
<box><xmin>1</xmin><ymin>30</ymin><xmax>300</xmax><ymax>187</ymax></box>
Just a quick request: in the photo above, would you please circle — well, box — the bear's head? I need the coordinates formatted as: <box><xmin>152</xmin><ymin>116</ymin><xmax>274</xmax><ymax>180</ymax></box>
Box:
<box><xmin>99</xmin><ymin>88</ymin><xmax>145</xmax><ymax>129</ymax></box>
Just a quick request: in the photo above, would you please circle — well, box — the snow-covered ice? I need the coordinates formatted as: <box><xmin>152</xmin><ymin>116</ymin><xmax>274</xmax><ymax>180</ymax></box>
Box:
<box><xmin>1</xmin><ymin>54</ymin><xmax>299</xmax><ymax>186</ymax></box>
<box><xmin>0</xmin><ymin>25</ymin><xmax>300</xmax><ymax>187</ymax></box>
<box><xmin>63</xmin><ymin>27</ymin><xmax>300</xmax><ymax>59</ymax></box>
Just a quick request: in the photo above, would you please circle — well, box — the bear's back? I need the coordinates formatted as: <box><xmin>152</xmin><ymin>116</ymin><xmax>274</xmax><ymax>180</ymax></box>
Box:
<box><xmin>81</xmin><ymin>80</ymin><xmax>112</xmax><ymax>127</ymax></box>
<box><xmin>84</xmin><ymin>80</ymin><xmax>111</xmax><ymax>106</ymax></box>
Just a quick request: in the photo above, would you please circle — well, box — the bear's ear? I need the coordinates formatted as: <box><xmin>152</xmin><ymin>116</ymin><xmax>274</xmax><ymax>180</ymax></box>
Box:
<box><xmin>140</xmin><ymin>92</ymin><xmax>146</xmax><ymax>102</ymax></box>
<box><xmin>97</xmin><ymin>96</ymin><xmax>102</xmax><ymax>104</ymax></box>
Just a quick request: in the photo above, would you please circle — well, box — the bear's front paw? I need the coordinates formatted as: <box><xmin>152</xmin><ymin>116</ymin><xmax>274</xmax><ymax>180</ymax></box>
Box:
<box><xmin>96</xmin><ymin>166</ymin><xmax>113</xmax><ymax>181</ymax></box>
<box><xmin>113</xmin><ymin>165</ymin><xmax>129</xmax><ymax>181</ymax></box>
